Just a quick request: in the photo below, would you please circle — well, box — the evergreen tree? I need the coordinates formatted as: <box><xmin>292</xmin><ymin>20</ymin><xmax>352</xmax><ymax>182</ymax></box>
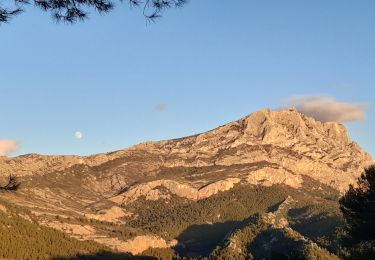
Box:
<box><xmin>339</xmin><ymin>165</ymin><xmax>375</xmax><ymax>258</ymax></box>
<box><xmin>1</xmin><ymin>0</ymin><xmax>186</xmax><ymax>24</ymax></box>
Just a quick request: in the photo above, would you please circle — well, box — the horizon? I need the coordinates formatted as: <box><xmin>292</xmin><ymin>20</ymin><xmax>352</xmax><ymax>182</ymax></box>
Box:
<box><xmin>1</xmin><ymin>0</ymin><xmax>374</xmax><ymax>157</ymax></box>
<box><xmin>2</xmin><ymin>107</ymin><xmax>374</xmax><ymax>159</ymax></box>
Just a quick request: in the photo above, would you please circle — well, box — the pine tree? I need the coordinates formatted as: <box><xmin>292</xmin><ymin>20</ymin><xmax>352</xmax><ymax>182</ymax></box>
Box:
<box><xmin>1</xmin><ymin>0</ymin><xmax>187</xmax><ymax>24</ymax></box>
<box><xmin>339</xmin><ymin>165</ymin><xmax>375</xmax><ymax>258</ymax></box>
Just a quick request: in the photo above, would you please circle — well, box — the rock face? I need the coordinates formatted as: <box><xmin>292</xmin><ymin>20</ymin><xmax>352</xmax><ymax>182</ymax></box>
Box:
<box><xmin>110</xmin><ymin>178</ymin><xmax>241</xmax><ymax>204</ymax></box>
<box><xmin>113</xmin><ymin>236</ymin><xmax>177</xmax><ymax>255</ymax></box>
<box><xmin>0</xmin><ymin>108</ymin><xmax>372</xmax><ymax>228</ymax></box>
<box><xmin>246</xmin><ymin>167</ymin><xmax>303</xmax><ymax>189</ymax></box>
<box><xmin>0</xmin><ymin>108</ymin><xmax>372</xmax><ymax>257</ymax></box>
<box><xmin>0</xmin><ymin>109</ymin><xmax>372</xmax><ymax>196</ymax></box>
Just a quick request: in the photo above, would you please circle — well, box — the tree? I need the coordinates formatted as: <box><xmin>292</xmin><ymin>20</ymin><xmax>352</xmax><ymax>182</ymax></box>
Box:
<box><xmin>0</xmin><ymin>175</ymin><xmax>20</xmax><ymax>191</ymax></box>
<box><xmin>1</xmin><ymin>0</ymin><xmax>187</xmax><ymax>24</ymax></box>
<box><xmin>339</xmin><ymin>165</ymin><xmax>375</xmax><ymax>258</ymax></box>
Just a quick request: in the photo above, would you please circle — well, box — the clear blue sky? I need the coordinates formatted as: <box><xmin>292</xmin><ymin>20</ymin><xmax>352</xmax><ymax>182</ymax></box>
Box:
<box><xmin>1</xmin><ymin>0</ymin><xmax>374</xmax><ymax>157</ymax></box>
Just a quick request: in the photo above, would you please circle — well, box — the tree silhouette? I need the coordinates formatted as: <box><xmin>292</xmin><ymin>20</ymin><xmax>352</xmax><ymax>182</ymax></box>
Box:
<box><xmin>339</xmin><ymin>165</ymin><xmax>375</xmax><ymax>258</ymax></box>
<box><xmin>1</xmin><ymin>0</ymin><xmax>187</xmax><ymax>24</ymax></box>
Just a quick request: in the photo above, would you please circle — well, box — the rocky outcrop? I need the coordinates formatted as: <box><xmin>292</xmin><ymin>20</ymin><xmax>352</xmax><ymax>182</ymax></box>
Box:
<box><xmin>109</xmin><ymin>235</ymin><xmax>177</xmax><ymax>255</ymax></box>
<box><xmin>247</xmin><ymin>167</ymin><xmax>303</xmax><ymax>189</ymax></box>
<box><xmin>111</xmin><ymin>178</ymin><xmax>241</xmax><ymax>204</ymax></box>
<box><xmin>1</xmin><ymin>109</ymin><xmax>372</xmax><ymax>194</ymax></box>
<box><xmin>129</xmin><ymin>108</ymin><xmax>372</xmax><ymax>192</ymax></box>
<box><xmin>261</xmin><ymin>196</ymin><xmax>296</xmax><ymax>228</ymax></box>
<box><xmin>198</xmin><ymin>178</ymin><xmax>241</xmax><ymax>199</ymax></box>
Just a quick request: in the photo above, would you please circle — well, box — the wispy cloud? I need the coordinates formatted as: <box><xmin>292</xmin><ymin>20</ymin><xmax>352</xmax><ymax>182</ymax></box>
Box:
<box><xmin>155</xmin><ymin>103</ymin><xmax>167</xmax><ymax>112</ymax></box>
<box><xmin>0</xmin><ymin>139</ymin><xmax>20</xmax><ymax>156</ymax></box>
<box><xmin>284</xmin><ymin>95</ymin><xmax>367</xmax><ymax>123</ymax></box>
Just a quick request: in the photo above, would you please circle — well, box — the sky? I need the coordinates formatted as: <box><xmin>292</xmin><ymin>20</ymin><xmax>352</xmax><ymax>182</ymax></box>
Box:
<box><xmin>1</xmin><ymin>0</ymin><xmax>374</xmax><ymax>157</ymax></box>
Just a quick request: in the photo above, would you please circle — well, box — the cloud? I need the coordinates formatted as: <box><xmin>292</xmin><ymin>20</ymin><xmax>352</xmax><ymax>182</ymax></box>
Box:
<box><xmin>155</xmin><ymin>103</ymin><xmax>167</xmax><ymax>112</ymax></box>
<box><xmin>284</xmin><ymin>95</ymin><xmax>367</xmax><ymax>123</ymax></box>
<box><xmin>0</xmin><ymin>139</ymin><xmax>20</xmax><ymax>156</ymax></box>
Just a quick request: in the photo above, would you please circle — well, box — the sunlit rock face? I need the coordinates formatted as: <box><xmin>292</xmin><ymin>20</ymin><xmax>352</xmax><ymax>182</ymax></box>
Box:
<box><xmin>123</xmin><ymin>108</ymin><xmax>372</xmax><ymax>193</ymax></box>
<box><xmin>0</xmin><ymin>108</ymin><xmax>372</xmax><ymax>255</ymax></box>
<box><xmin>1</xmin><ymin>109</ymin><xmax>372</xmax><ymax>196</ymax></box>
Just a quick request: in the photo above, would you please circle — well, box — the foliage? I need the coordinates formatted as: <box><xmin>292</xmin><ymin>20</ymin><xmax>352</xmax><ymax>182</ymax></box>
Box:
<box><xmin>248</xmin><ymin>227</ymin><xmax>338</xmax><ymax>260</ymax></box>
<box><xmin>0</xmin><ymin>0</ymin><xmax>187</xmax><ymax>24</ymax></box>
<box><xmin>53</xmin><ymin>251</ymin><xmax>136</xmax><ymax>259</ymax></box>
<box><xmin>141</xmin><ymin>247</ymin><xmax>180</xmax><ymax>259</ymax></box>
<box><xmin>288</xmin><ymin>208</ymin><xmax>343</xmax><ymax>253</ymax></box>
<box><xmin>127</xmin><ymin>185</ymin><xmax>290</xmax><ymax>240</ymax></box>
<box><xmin>0</xmin><ymin>202</ymin><xmax>110</xmax><ymax>259</ymax></box>
<box><xmin>339</xmin><ymin>165</ymin><xmax>375</xmax><ymax>258</ymax></box>
<box><xmin>345</xmin><ymin>240</ymin><xmax>375</xmax><ymax>260</ymax></box>
<box><xmin>209</xmin><ymin>214</ymin><xmax>269</xmax><ymax>259</ymax></box>
<box><xmin>125</xmin><ymin>183</ymin><xmax>342</xmax><ymax>258</ymax></box>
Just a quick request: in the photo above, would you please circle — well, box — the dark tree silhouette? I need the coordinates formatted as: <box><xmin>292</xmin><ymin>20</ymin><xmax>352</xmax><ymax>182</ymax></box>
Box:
<box><xmin>340</xmin><ymin>165</ymin><xmax>375</xmax><ymax>257</ymax></box>
<box><xmin>1</xmin><ymin>0</ymin><xmax>187</xmax><ymax>24</ymax></box>
<box><xmin>0</xmin><ymin>175</ymin><xmax>20</xmax><ymax>191</ymax></box>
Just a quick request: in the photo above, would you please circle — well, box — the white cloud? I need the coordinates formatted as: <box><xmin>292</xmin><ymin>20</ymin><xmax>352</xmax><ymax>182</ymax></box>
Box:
<box><xmin>0</xmin><ymin>139</ymin><xmax>20</xmax><ymax>156</ymax></box>
<box><xmin>284</xmin><ymin>95</ymin><xmax>367</xmax><ymax>123</ymax></box>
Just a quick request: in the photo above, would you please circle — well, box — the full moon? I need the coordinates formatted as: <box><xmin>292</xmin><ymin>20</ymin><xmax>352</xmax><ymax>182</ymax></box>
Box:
<box><xmin>74</xmin><ymin>131</ymin><xmax>83</xmax><ymax>140</ymax></box>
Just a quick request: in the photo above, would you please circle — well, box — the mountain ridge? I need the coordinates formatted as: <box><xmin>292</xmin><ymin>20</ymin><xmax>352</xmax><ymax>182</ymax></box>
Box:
<box><xmin>0</xmin><ymin>108</ymin><xmax>373</xmax><ymax>257</ymax></box>
<box><xmin>1</xmin><ymin>108</ymin><xmax>372</xmax><ymax>192</ymax></box>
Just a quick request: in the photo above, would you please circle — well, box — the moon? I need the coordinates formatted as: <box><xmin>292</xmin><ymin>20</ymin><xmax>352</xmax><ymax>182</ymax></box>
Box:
<box><xmin>74</xmin><ymin>131</ymin><xmax>83</xmax><ymax>140</ymax></box>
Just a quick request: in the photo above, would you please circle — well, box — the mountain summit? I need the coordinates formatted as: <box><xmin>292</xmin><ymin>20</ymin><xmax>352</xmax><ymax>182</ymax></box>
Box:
<box><xmin>0</xmin><ymin>109</ymin><xmax>373</xmax><ymax>257</ymax></box>
<box><xmin>1</xmin><ymin>108</ymin><xmax>372</xmax><ymax>191</ymax></box>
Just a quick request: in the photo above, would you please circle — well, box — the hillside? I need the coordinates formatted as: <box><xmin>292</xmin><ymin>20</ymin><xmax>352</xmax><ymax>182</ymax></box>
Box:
<box><xmin>0</xmin><ymin>108</ymin><xmax>373</xmax><ymax>259</ymax></box>
<box><xmin>0</xmin><ymin>198</ymin><xmax>137</xmax><ymax>259</ymax></box>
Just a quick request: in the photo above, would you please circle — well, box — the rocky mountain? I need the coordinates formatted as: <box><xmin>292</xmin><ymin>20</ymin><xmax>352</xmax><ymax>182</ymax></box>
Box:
<box><xmin>0</xmin><ymin>108</ymin><xmax>373</xmax><ymax>259</ymax></box>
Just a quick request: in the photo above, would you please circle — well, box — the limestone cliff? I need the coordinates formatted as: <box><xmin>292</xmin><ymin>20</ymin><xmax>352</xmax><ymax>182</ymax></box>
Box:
<box><xmin>1</xmin><ymin>108</ymin><xmax>372</xmax><ymax>194</ymax></box>
<box><xmin>0</xmin><ymin>108</ymin><xmax>372</xmax><ymax>257</ymax></box>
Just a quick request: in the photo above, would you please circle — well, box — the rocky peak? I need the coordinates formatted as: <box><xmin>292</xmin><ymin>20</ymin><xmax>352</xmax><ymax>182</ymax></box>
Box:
<box><xmin>243</xmin><ymin>108</ymin><xmax>351</xmax><ymax>146</ymax></box>
<box><xmin>130</xmin><ymin>109</ymin><xmax>372</xmax><ymax>192</ymax></box>
<box><xmin>0</xmin><ymin>109</ymin><xmax>373</xmax><ymax>193</ymax></box>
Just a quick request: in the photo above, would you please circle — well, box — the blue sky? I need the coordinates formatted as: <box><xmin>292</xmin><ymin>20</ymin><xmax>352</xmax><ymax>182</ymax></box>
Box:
<box><xmin>1</xmin><ymin>0</ymin><xmax>374</xmax><ymax>157</ymax></box>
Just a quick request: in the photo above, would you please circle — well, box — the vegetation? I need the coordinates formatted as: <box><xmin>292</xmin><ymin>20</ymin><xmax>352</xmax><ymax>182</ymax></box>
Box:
<box><xmin>53</xmin><ymin>251</ymin><xmax>137</xmax><ymax>260</ymax></box>
<box><xmin>141</xmin><ymin>247</ymin><xmax>180</xmax><ymax>260</ymax></box>
<box><xmin>0</xmin><ymin>171</ymin><xmax>349</xmax><ymax>259</ymax></box>
<box><xmin>125</xmin><ymin>182</ymin><xmax>342</xmax><ymax>258</ymax></box>
<box><xmin>53</xmin><ymin>213</ymin><xmax>143</xmax><ymax>241</ymax></box>
<box><xmin>0</xmin><ymin>199</ymin><xmax>113</xmax><ymax>260</ymax></box>
<box><xmin>127</xmin><ymin>185</ymin><xmax>289</xmax><ymax>240</ymax></box>
<box><xmin>209</xmin><ymin>213</ymin><xmax>339</xmax><ymax>259</ymax></box>
<box><xmin>339</xmin><ymin>165</ymin><xmax>375</xmax><ymax>259</ymax></box>
<box><xmin>209</xmin><ymin>214</ymin><xmax>269</xmax><ymax>259</ymax></box>
<box><xmin>0</xmin><ymin>0</ymin><xmax>187</xmax><ymax>24</ymax></box>
<box><xmin>249</xmin><ymin>228</ymin><xmax>338</xmax><ymax>260</ymax></box>
<box><xmin>288</xmin><ymin>207</ymin><xmax>343</xmax><ymax>254</ymax></box>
